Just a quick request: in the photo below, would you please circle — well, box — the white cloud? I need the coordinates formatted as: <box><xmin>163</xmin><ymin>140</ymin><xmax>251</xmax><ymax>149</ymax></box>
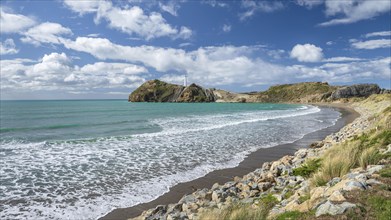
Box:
<box><xmin>20</xmin><ymin>22</ymin><xmax>73</xmax><ymax>46</ymax></box>
<box><xmin>63</xmin><ymin>0</ymin><xmax>100</xmax><ymax>15</ymax></box>
<box><xmin>323</xmin><ymin>57</ymin><xmax>363</xmax><ymax>62</ymax></box>
<box><xmin>290</xmin><ymin>44</ymin><xmax>324</xmax><ymax>62</ymax></box>
<box><xmin>159</xmin><ymin>1</ymin><xmax>181</xmax><ymax>16</ymax></box>
<box><xmin>365</xmin><ymin>31</ymin><xmax>391</xmax><ymax>38</ymax></box>
<box><xmin>0</xmin><ymin>39</ymin><xmax>19</xmax><ymax>55</ymax></box>
<box><xmin>296</xmin><ymin>0</ymin><xmax>323</xmax><ymax>8</ymax></box>
<box><xmin>240</xmin><ymin>0</ymin><xmax>284</xmax><ymax>20</ymax></box>
<box><xmin>326</xmin><ymin>41</ymin><xmax>334</xmax><ymax>45</ymax></box>
<box><xmin>0</xmin><ymin>8</ymin><xmax>36</xmax><ymax>33</ymax></box>
<box><xmin>202</xmin><ymin>0</ymin><xmax>229</xmax><ymax>8</ymax></box>
<box><xmin>222</xmin><ymin>24</ymin><xmax>232</xmax><ymax>32</ymax></box>
<box><xmin>319</xmin><ymin>0</ymin><xmax>391</xmax><ymax>26</ymax></box>
<box><xmin>267</xmin><ymin>49</ymin><xmax>285</xmax><ymax>59</ymax></box>
<box><xmin>95</xmin><ymin>2</ymin><xmax>192</xmax><ymax>40</ymax></box>
<box><xmin>58</xmin><ymin>36</ymin><xmax>391</xmax><ymax>87</ymax></box>
<box><xmin>179</xmin><ymin>42</ymin><xmax>193</xmax><ymax>47</ymax></box>
<box><xmin>351</xmin><ymin>39</ymin><xmax>391</xmax><ymax>49</ymax></box>
<box><xmin>0</xmin><ymin>52</ymin><xmax>148</xmax><ymax>93</ymax></box>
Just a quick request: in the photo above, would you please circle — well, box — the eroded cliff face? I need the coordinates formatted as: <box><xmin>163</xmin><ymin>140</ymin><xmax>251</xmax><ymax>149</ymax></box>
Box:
<box><xmin>129</xmin><ymin>80</ymin><xmax>216</xmax><ymax>102</ymax></box>
<box><xmin>129</xmin><ymin>80</ymin><xmax>386</xmax><ymax>103</ymax></box>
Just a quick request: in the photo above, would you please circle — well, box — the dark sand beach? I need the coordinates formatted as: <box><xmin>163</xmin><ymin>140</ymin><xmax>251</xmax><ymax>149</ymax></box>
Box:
<box><xmin>101</xmin><ymin>105</ymin><xmax>359</xmax><ymax>220</ymax></box>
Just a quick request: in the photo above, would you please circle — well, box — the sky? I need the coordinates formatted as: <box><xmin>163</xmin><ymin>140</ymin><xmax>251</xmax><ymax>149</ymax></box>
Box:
<box><xmin>0</xmin><ymin>0</ymin><xmax>390</xmax><ymax>100</ymax></box>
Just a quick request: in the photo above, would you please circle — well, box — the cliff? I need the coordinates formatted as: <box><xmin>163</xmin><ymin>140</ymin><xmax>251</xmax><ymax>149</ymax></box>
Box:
<box><xmin>129</xmin><ymin>80</ymin><xmax>385</xmax><ymax>103</ymax></box>
<box><xmin>129</xmin><ymin>80</ymin><xmax>216</xmax><ymax>102</ymax></box>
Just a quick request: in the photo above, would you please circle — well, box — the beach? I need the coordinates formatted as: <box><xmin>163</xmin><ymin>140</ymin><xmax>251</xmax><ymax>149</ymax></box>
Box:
<box><xmin>101</xmin><ymin>104</ymin><xmax>359</xmax><ymax>220</ymax></box>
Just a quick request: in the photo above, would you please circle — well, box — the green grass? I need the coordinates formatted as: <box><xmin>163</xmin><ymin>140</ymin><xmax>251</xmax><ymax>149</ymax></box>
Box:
<box><xmin>198</xmin><ymin>203</ymin><xmax>269</xmax><ymax>220</ymax></box>
<box><xmin>258</xmin><ymin>193</ymin><xmax>279</xmax><ymax>210</ymax></box>
<box><xmin>292</xmin><ymin>158</ymin><xmax>322</xmax><ymax>177</ymax></box>
<box><xmin>367</xmin><ymin>195</ymin><xmax>391</xmax><ymax>220</ymax></box>
<box><xmin>298</xmin><ymin>194</ymin><xmax>310</xmax><ymax>204</ymax></box>
<box><xmin>379</xmin><ymin>166</ymin><xmax>391</xmax><ymax>178</ymax></box>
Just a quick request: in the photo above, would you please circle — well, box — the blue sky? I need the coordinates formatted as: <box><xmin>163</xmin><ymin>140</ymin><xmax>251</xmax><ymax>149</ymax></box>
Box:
<box><xmin>1</xmin><ymin>0</ymin><xmax>390</xmax><ymax>100</ymax></box>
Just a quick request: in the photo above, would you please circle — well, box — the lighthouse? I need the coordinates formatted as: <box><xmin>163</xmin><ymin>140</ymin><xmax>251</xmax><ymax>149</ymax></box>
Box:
<box><xmin>184</xmin><ymin>74</ymin><xmax>188</xmax><ymax>87</ymax></box>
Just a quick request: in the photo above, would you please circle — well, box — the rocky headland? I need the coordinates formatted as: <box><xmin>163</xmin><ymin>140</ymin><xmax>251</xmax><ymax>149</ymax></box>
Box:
<box><xmin>128</xmin><ymin>94</ymin><xmax>391</xmax><ymax>220</ymax></box>
<box><xmin>129</xmin><ymin>80</ymin><xmax>389</xmax><ymax>103</ymax></box>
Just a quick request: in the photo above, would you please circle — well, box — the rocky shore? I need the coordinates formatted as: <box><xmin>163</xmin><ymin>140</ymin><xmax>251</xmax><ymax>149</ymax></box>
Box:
<box><xmin>132</xmin><ymin>95</ymin><xmax>390</xmax><ymax>220</ymax></box>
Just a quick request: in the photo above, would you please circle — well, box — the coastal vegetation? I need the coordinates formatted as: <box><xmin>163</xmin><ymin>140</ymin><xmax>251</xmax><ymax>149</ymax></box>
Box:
<box><xmin>129</xmin><ymin>80</ymin><xmax>387</xmax><ymax>103</ymax></box>
<box><xmin>134</xmin><ymin>94</ymin><xmax>390</xmax><ymax>220</ymax></box>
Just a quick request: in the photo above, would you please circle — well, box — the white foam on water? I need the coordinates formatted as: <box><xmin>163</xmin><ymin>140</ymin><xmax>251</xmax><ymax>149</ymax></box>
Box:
<box><xmin>0</xmin><ymin>105</ymin><xmax>340</xmax><ymax>220</ymax></box>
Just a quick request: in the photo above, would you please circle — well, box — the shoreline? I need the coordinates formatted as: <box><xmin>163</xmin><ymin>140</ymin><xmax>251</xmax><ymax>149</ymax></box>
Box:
<box><xmin>101</xmin><ymin>104</ymin><xmax>359</xmax><ymax>220</ymax></box>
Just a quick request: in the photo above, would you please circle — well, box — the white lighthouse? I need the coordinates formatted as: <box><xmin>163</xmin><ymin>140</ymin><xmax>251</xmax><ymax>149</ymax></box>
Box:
<box><xmin>184</xmin><ymin>74</ymin><xmax>188</xmax><ymax>87</ymax></box>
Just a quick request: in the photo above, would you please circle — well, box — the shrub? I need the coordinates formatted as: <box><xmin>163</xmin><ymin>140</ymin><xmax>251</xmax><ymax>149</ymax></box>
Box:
<box><xmin>292</xmin><ymin>158</ymin><xmax>322</xmax><ymax>177</ymax></box>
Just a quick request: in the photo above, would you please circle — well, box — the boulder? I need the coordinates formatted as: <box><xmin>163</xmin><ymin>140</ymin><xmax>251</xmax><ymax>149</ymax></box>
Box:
<box><xmin>315</xmin><ymin>201</ymin><xmax>356</xmax><ymax>217</ymax></box>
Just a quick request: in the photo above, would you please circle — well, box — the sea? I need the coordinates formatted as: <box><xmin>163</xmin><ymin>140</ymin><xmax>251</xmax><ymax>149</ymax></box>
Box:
<box><xmin>0</xmin><ymin>100</ymin><xmax>340</xmax><ymax>219</ymax></box>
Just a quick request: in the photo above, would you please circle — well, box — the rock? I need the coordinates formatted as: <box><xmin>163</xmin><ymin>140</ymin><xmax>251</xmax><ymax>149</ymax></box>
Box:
<box><xmin>327</xmin><ymin>177</ymin><xmax>342</xmax><ymax>187</ymax></box>
<box><xmin>331</xmin><ymin>84</ymin><xmax>381</xmax><ymax>100</ymax></box>
<box><xmin>343</xmin><ymin>181</ymin><xmax>367</xmax><ymax>191</ymax></box>
<box><xmin>258</xmin><ymin>182</ymin><xmax>272</xmax><ymax>192</ymax></box>
<box><xmin>309</xmin><ymin>141</ymin><xmax>324</xmax><ymax>149</ymax></box>
<box><xmin>311</xmin><ymin>187</ymin><xmax>326</xmax><ymax>201</ymax></box>
<box><xmin>167</xmin><ymin>203</ymin><xmax>183</xmax><ymax>213</ymax></box>
<box><xmin>367</xmin><ymin>165</ymin><xmax>384</xmax><ymax>174</ymax></box>
<box><xmin>328</xmin><ymin>190</ymin><xmax>346</xmax><ymax>202</ymax></box>
<box><xmin>182</xmin><ymin>203</ymin><xmax>199</xmax><ymax>213</ymax></box>
<box><xmin>179</xmin><ymin>195</ymin><xmax>196</xmax><ymax>204</ymax></box>
<box><xmin>315</xmin><ymin>201</ymin><xmax>356</xmax><ymax>217</ymax></box>
<box><xmin>366</xmin><ymin>178</ymin><xmax>382</xmax><ymax>186</ymax></box>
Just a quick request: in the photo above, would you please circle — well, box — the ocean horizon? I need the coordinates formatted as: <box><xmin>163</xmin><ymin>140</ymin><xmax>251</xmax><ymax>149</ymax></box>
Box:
<box><xmin>0</xmin><ymin>100</ymin><xmax>340</xmax><ymax>219</ymax></box>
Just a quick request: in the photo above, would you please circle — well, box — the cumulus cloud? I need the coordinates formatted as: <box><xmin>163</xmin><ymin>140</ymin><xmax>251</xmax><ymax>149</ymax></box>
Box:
<box><xmin>0</xmin><ymin>39</ymin><xmax>19</xmax><ymax>55</ymax></box>
<box><xmin>0</xmin><ymin>52</ymin><xmax>148</xmax><ymax>93</ymax></box>
<box><xmin>63</xmin><ymin>0</ymin><xmax>100</xmax><ymax>15</ymax></box>
<box><xmin>64</xmin><ymin>0</ymin><xmax>191</xmax><ymax>40</ymax></box>
<box><xmin>290</xmin><ymin>44</ymin><xmax>324</xmax><ymax>62</ymax></box>
<box><xmin>365</xmin><ymin>31</ymin><xmax>391</xmax><ymax>38</ymax></box>
<box><xmin>319</xmin><ymin>0</ymin><xmax>391</xmax><ymax>26</ymax></box>
<box><xmin>0</xmin><ymin>8</ymin><xmax>36</xmax><ymax>33</ymax></box>
<box><xmin>20</xmin><ymin>22</ymin><xmax>73</xmax><ymax>46</ymax></box>
<box><xmin>58</xmin><ymin>36</ymin><xmax>391</xmax><ymax>87</ymax></box>
<box><xmin>222</xmin><ymin>24</ymin><xmax>231</xmax><ymax>32</ymax></box>
<box><xmin>240</xmin><ymin>0</ymin><xmax>284</xmax><ymax>20</ymax></box>
<box><xmin>351</xmin><ymin>39</ymin><xmax>391</xmax><ymax>49</ymax></box>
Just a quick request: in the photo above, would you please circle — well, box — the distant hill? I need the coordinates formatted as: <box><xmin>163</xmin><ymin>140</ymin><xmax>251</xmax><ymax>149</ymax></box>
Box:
<box><xmin>129</xmin><ymin>80</ymin><xmax>386</xmax><ymax>103</ymax></box>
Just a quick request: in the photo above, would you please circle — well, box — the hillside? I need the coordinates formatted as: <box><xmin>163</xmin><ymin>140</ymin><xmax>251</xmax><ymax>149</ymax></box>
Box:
<box><xmin>129</xmin><ymin>80</ymin><xmax>216</xmax><ymax>102</ymax></box>
<box><xmin>129</xmin><ymin>80</ymin><xmax>385</xmax><ymax>103</ymax></box>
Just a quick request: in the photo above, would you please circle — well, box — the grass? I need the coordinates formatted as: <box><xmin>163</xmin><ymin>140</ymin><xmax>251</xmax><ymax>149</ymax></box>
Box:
<box><xmin>198</xmin><ymin>203</ymin><xmax>269</xmax><ymax>220</ymax></box>
<box><xmin>311</xmin><ymin>117</ymin><xmax>391</xmax><ymax>186</ymax></box>
<box><xmin>292</xmin><ymin>158</ymin><xmax>322</xmax><ymax>177</ymax></box>
<box><xmin>298</xmin><ymin>194</ymin><xmax>310</xmax><ymax>204</ymax></box>
<box><xmin>367</xmin><ymin>195</ymin><xmax>391</xmax><ymax>220</ymax></box>
<box><xmin>379</xmin><ymin>166</ymin><xmax>391</xmax><ymax>178</ymax></box>
<box><xmin>359</xmin><ymin>147</ymin><xmax>381</xmax><ymax>169</ymax></box>
<box><xmin>198</xmin><ymin>194</ymin><xmax>278</xmax><ymax>220</ymax></box>
<box><xmin>274</xmin><ymin>210</ymin><xmax>315</xmax><ymax>220</ymax></box>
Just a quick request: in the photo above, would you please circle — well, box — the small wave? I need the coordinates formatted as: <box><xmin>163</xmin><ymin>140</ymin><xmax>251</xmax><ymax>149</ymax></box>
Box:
<box><xmin>137</xmin><ymin>105</ymin><xmax>320</xmax><ymax>138</ymax></box>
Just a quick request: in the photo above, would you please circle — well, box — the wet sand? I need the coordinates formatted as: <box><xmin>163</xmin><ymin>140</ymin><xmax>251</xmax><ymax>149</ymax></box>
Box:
<box><xmin>101</xmin><ymin>104</ymin><xmax>359</xmax><ymax>220</ymax></box>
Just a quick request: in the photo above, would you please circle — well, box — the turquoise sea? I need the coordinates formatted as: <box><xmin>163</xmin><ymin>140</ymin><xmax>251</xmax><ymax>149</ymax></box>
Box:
<box><xmin>0</xmin><ymin>100</ymin><xmax>340</xmax><ymax>219</ymax></box>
